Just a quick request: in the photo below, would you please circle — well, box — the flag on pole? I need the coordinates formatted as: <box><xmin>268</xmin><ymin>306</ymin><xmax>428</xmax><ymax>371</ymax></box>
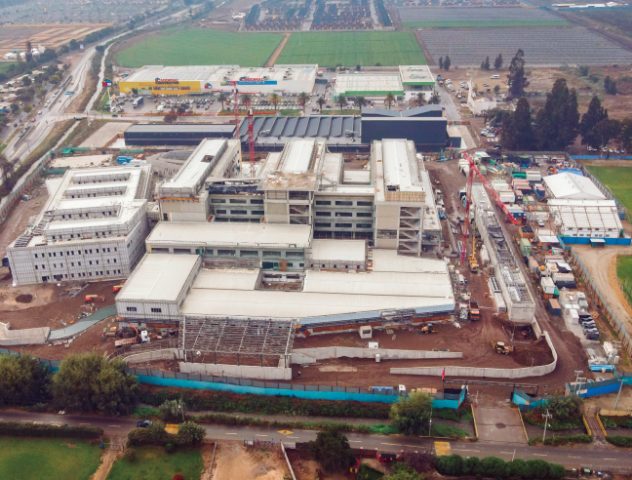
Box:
<box><xmin>102</xmin><ymin>79</ymin><xmax>112</xmax><ymax>88</ymax></box>
<box><xmin>441</xmin><ymin>368</ymin><xmax>446</xmax><ymax>382</ymax></box>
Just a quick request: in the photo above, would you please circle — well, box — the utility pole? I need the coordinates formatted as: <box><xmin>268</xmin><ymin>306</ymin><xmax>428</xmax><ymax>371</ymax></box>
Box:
<box><xmin>428</xmin><ymin>406</ymin><xmax>433</xmax><ymax>436</ymax></box>
<box><xmin>542</xmin><ymin>408</ymin><xmax>552</xmax><ymax>444</ymax></box>
<box><xmin>614</xmin><ymin>377</ymin><xmax>624</xmax><ymax>410</ymax></box>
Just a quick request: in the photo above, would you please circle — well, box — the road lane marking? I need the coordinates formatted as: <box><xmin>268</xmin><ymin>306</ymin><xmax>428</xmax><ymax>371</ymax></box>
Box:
<box><xmin>255</xmin><ymin>434</ymin><xmax>269</xmax><ymax>437</ymax></box>
<box><xmin>107</xmin><ymin>425</ymin><xmax>120</xmax><ymax>428</ymax></box>
<box><xmin>457</xmin><ymin>448</ymin><xmax>480</xmax><ymax>453</ymax></box>
<box><xmin>349</xmin><ymin>440</ymin><xmax>363</xmax><ymax>443</ymax></box>
<box><xmin>604</xmin><ymin>458</ymin><xmax>617</xmax><ymax>461</ymax></box>
<box><xmin>500</xmin><ymin>451</ymin><xmax>513</xmax><ymax>454</ymax></box>
<box><xmin>533</xmin><ymin>453</ymin><xmax>548</xmax><ymax>457</ymax></box>
<box><xmin>226</xmin><ymin>432</ymin><xmax>238</xmax><ymax>435</ymax></box>
<box><xmin>569</xmin><ymin>456</ymin><xmax>581</xmax><ymax>459</ymax></box>
<box><xmin>380</xmin><ymin>443</ymin><xmax>401</xmax><ymax>446</ymax></box>
<box><xmin>288</xmin><ymin>436</ymin><xmax>301</xmax><ymax>439</ymax></box>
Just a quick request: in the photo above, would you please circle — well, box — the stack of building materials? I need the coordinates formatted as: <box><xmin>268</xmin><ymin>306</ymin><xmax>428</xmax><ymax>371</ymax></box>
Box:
<box><xmin>491</xmin><ymin>180</ymin><xmax>515</xmax><ymax>204</ymax></box>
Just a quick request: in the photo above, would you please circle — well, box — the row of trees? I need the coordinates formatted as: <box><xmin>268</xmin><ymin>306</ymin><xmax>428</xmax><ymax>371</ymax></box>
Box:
<box><xmin>480</xmin><ymin>53</ymin><xmax>503</xmax><ymax>71</ymax></box>
<box><xmin>0</xmin><ymin>353</ymin><xmax>137</xmax><ymax>415</ymax></box>
<box><xmin>500</xmin><ymin>81</ymin><xmax>632</xmax><ymax>151</ymax></box>
<box><xmin>437</xmin><ymin>56</ymin><xmax>451</xmax><ymax>71</ymax></box>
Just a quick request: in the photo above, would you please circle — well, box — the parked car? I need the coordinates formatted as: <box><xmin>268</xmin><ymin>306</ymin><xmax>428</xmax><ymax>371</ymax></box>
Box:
<box><xmin>136</xmin><ymin>419</ymin><xmax>152</xmax><ymax>428</ymax></box>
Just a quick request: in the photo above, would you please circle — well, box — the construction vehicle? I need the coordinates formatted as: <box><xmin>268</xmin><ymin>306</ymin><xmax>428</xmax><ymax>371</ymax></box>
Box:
<box><xmin>493</xmin><ymin>341</ymin><xmax>514</xmax><ymax>355</ymax></box>
<box><xmin>115</xmin><ymin>337</ymin><xmax>138</xmax><ymax>348</ymax></box>
<box><xmin>469</xmin><ymin>231</ymin><xmax>479</xmax><ymax>273</ymax></box>
<box><xmin>469</xmin><ymin>301</ymin><xmax>481</xmax><ymax>321</ymax></box>
<box><xmin>84</xmin><ymin>294</ymin><xmax>105</xmax><ymax>303</ymax></box>
<box><xmin>419</xmin><ymin>323</ymin><xmax>435</xmax><ymax>334</ymax></box>
<box><xmin>112</xmin><ymin>284</ymin><xmax>124</xmax><ymax>293</ymax></box>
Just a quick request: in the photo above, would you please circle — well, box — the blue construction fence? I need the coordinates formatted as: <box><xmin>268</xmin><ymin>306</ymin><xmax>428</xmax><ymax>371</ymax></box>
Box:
<box><xmin>566</xmin><ymin>372</ymin><xmax>632</xmax><ymax>399</ymax></box>
<box><xmin>571</xmin><ymin>155</ymin><xmax>632</xmax><ymax>161</ymax></box>
<box><xmin>559</xmin><ymin>236</ymin><xmax>632</xmax><ymax>246</ymax></box>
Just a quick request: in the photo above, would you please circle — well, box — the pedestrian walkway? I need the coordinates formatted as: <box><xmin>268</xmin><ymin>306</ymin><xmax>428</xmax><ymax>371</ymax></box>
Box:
<box><xmin>584</xmin><ymin>407</ymin><xmax>607</xmax><ymax>444</ymax></box>
<box><xmin>473</xmin><ymin>400</ymin><xmax>528</xmax><ymax>444</ymax></box>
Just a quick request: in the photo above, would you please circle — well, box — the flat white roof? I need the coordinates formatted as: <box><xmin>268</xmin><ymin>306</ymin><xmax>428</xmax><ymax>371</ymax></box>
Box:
<box><xmin>335</xmin><ymin>73</ymin><xmax>403</xmax><ymax>96</ymax></box>
<box><xmin>116</xmin><ymin>254</ymin><xmax>199</xmax><ymax>302</ymax></box>
<box><xmin>147</xmin><ymin>222</ymin><xmax>312</xmax><ymax>248</ymax></box>
<box><xmin>280</xmin><ymin>139</ymin><xmax>316</xmax><ymax>173</ymax></box>
<box><xmin>371</xmin><ymin>249</ymin><xmax>450</xmax><ymax>274</ymax></box>
<box><xmin>193</xmin><ymin>268</ymin><xmax>259</xmax><ymax>290</ymax></box>
<box><xmin>125</xmin><ymin>65</ymin><xmax>222</xmax><ymax>83</ymax></box>
<box><xmin>160</xmin><ymin>139</ymin><xmax>227</xmax><ymax>195</ymax></box>
<box><xmin>381</xmin><ymin>139</ymin><xmax>423</xmax><ymax>193</ymax></box>
<box><xmin>309</xmin><ymin>239</ymin><xmax>366</xmax><ymax>263</ymax></box>
<box><xmin>548</xmin><ymin>199</ymin><xmax>622</xmax><ymax>230</ymax></box>
<box><xmin>399</xmin><ymin>65</ymin><xmax>435</xmax><ymax>85</ymax></box>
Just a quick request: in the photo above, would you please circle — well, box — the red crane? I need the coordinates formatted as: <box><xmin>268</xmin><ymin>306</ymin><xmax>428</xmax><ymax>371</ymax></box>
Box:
<box><xmin>247</xmin><ymin>108</ymin><xmax>255</xmax><ymax>173</ymax></box>
<box><xmin>460</xmin><ymin>151</ymin><xmax>520</xmax><ymax>265</ymax></box>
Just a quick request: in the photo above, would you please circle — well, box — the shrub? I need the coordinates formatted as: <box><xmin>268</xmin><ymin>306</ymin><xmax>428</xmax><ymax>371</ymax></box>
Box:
<box><xmin>0</xmin><ymin>421</ymin><xmax>102</xmax><ymax>439</ymax></box>
<box><xmin>606</xmin><ymin>435</ymin><xmax>632</xmax><ymax>447</ymax></box>
<box><xmin>176</xmin><ymin>421</ymin><xmax>205</xmax><ymax>446</ymax></box>
<box><xmin>477</xmin><ymin>456</ymin><xmax>506</xmax><ymax>478</ymax></box>
<box><xmin>543</xmin><ymin>434</ymin><xmax>592</xmax><ymax>445</ymax></box>
<box><xmin>124</xmin><ymin>448</ymin><xmax>137</xmax><ymax>463</ymax></box>
<box><xmin>435</xmin><ymin>455</ymin><xmax>464</xmax><ymax>476</ymax></box>
<box><xmin>435</xmin><ymin>454</ymin><xmax>565</xmax><ymax>479</ymax></box>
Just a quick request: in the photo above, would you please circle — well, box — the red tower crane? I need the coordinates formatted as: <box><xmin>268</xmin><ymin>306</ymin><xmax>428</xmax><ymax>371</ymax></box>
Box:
<box><xmin>247</xmin><ymin>108</ymin><xmax>255</xmax><ymax>173</ymax></box>
<box><xmin>460</xmin><ymin>152</ymin><xmax>520</xmax><ymax>265</ymax></box>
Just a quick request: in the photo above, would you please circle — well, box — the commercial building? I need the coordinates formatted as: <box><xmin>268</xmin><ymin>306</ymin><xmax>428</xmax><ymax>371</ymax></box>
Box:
<box><xmin>119</xmin><ymin>64</ymin><xmax>318</xmax><ymax>96</ymax></box>
<box><xmin>333</xmin><ymin>66</ymin><xmax>435</xmax><ymax>97</ymax></box>
<box><xmin>124</xmin><ymin>124</ymin><xmax>236</xmax><ymax>146</ymax></box>
<box><xmin>7</xmin><ymin>165</ymin><xmax>151</xmax><ymax>285</ymax></box>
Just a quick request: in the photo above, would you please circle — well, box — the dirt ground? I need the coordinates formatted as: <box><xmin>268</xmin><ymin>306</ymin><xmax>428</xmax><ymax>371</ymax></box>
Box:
<box><xmin>211</xmin><ymin>441</ymin><xmax>290</xmax><ymax>480</ymax></box>
<box><xmin>0</xmin><ymin>182</ymin><xmax>49</xmax><ymax>258</ymax></box>
<box><xmin>79</xmin><ymin>122</ymin><xmax>133</xmax><ymax>149</ymax></box>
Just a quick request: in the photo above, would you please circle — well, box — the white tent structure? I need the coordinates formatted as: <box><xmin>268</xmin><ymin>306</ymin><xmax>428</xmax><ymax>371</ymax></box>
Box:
<box><xmin>543</xmin><ymin>172</ymin><xmax>605</xmax><ymax>200</ymax></box>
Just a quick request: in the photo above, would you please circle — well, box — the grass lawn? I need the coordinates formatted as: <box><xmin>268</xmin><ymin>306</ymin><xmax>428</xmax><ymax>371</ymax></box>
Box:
<box><xmin>617</xmin><ymin>256</ymin><xmax>632</xmax><ymax>305</ymax></box>
<box><xmin>115</xmin><ymin>28</ymin><xmax>283</xmax><ymax>67</ymax></box>
<box><xmin>404</xmin><ymin>19</ymin><xmax>567</xmax><ymax>28</ymax></box>
<box><xmin>0</xmin><ymin>436</ymin><xmax>101</xmax><ymax>480</ymax></box>
<box><xmin>0</xmin><ymin>62</ymin><xmax>16</xmax><ymax>76</ymax></box>
<box><xmin>107</xmin><ymin>446</ymin><xmax>203</xmax><ymax>480</ymax></box>
<box><xmin>585</xmin><ymin>165</ymin><xmax>632</xmax><ymax>214</ymax></box>
<box><xmin>277</xmin><ymin>31</ymin><xmax>425</xmax><ymax>67</ymax></box>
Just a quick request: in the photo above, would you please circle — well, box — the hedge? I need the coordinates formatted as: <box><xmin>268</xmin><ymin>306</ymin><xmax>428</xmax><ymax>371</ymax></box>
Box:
<box><xmin>0</xmin><ymin>421</ymin><xmax>103</xmax><ymax>439</ymax></box>
<box><xmin>127</xmin><ymin>421</ymin><xmax>205</xmax><ymax>448</ymax></box>
<box><xmin>138</xmin><ymin>387</ymin><xmax>391</xmax><ymax>419</ymax></box>
<box><xmin>435</xmin><ymin>455</ymin><xmax>565</xmax><ymax>479</ymax></box>
<box><xmin>606</xmin><ymin>436</ymin><xmax>632</xmax><ymax>447</ymax></box>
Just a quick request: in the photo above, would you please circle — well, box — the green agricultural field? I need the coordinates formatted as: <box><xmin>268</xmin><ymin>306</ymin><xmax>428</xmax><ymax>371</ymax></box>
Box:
<box><xmin>0</xmin><ymin>436</ymin><xmax>101</xmax><ymax>480</ymax></box>
<box><xmin>617</xmin><ymin>255</ymin><xmax>632</xmax><ymax>306</ymax></box>
<box><xmin>404</xmin><ymin>19</ymin><xmax>567</xmax><ymax>28</ymax></box>
<box><xmin>107</xmin><ymin>446</ymin><xmax>203</xmax><ymax>480</ymax></box>
<box><xmin>277</xmin><ymin>31</ymin><xmax>425</xmax><ymax>67</ymax></box>
<box><xmin>115</xmin><ymin>28</ymin><xmax>283</xmax><ymax>67</ymax></box>
<box><xmin>585</xmin><ymin>165</ymin><xmax>632</xmax><ymax>214</ymax></box>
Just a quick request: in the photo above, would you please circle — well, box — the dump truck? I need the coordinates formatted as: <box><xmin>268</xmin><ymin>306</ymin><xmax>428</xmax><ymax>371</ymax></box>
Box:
<box><xmin>493</xmin><ymin>341</ymin><xmax>514</xmax><ymax>355</ymax></box>
<box><xmin>419</xmin><ymin>323</ymin><xmax>434</xmax><ymax>334</ymax></box>
<box><xmin>84</xmin><ymin>294</ymin><xmax>105</xmax><ymax>303</ymax></box>
<box><xmin>469</xmin><ymin>301</ymin><xmax>481</xmax><ymax>321</ymax></box>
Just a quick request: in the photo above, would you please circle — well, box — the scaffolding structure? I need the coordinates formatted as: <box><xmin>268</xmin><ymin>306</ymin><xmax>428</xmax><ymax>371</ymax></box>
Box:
<box><xmin>180</xmin><ymin>317</ymin><xmax>295</xmax><ymax>367</ymax></box>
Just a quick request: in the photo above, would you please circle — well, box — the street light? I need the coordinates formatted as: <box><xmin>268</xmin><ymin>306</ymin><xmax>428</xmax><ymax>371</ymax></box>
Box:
<box><xmin>542</xmin><ymin>408</ymin><xmax>552</xmax><ymax>444</ymax></box>
<box><xmin>428</xmin><ymin>406</ymin><xmax>433</xmax><ymax>436</ymax></box>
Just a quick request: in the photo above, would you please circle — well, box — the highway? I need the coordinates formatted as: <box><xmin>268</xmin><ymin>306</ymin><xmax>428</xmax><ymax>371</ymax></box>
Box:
<box><xmin>0</xmin><ymin>409</ymin><xmax>629</xmax><ymax>474</ymax></box>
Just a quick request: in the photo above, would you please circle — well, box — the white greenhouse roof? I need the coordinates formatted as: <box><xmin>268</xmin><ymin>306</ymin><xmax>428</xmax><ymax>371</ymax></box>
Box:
<box><xmin>543</xmin><ymin>172</ymin><xmax>605</xmax><ymax>200</ymax></box>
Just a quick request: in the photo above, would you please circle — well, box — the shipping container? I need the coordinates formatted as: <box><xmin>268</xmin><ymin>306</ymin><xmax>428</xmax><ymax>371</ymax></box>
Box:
<box><xmin>547</xmin><ymin>298</ymin><xmax>561</xmax><ymax>316</ymax></box>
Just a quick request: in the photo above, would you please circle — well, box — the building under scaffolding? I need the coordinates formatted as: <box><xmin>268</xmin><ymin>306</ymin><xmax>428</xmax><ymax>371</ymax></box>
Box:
<box><xmin>472</xmin><ymin>184</ymin><xmax>535</xmax><ymax>324</ymax></box>
<box><xmin>180</xmin><ymin>317</ymin><xmax>294</xmax><ymax>367</ymax></box>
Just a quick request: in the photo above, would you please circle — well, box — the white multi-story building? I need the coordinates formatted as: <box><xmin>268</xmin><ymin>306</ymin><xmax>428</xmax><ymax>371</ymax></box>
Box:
<box><xmin>7</xmin><ymin>165</ymin><xmax>151</xmax><ymax>285</ymax></box>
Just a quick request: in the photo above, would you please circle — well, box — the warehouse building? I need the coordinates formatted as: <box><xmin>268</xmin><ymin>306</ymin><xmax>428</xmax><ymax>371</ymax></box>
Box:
<box><xmin>334</xmin><ymin>73</ymin><xmax>404</xmax><ymax>97</ymax></box>
<box><xmin>119</xmin><ymin>64</ymin><xmax>318</xmax><ymax>96</ymax></box>
<box><xmin>124</xmin><ymin>124</ymin><xmax>236</xmax><ymax>146</ymax></box>
<box><xmin>7</xmin><ymin>165</ymin><xmax>151</xmax><ymax>285</ymax></box>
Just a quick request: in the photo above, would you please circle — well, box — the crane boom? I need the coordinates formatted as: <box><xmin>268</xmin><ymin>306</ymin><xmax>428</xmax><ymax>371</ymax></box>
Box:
<box><xmin>460</xmin><ymin>152</ymin><xmax>520</xmax><ymax>265</ymax></box>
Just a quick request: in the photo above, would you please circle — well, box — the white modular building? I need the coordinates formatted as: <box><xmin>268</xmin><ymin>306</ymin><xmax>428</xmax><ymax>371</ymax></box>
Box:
<box><xmin>543</xmin><ymin>172</ymin><xmax>606</xmax><ymax>200</ymax></box>
<box><xmin>548</xmin><ymin>199</ymin><xmax>623</xmax><ymax>238</ymax></box>
<box><xmin>7</xmin><ymin>165</ymin><xmax>151</xmax><ymax>285</ymax></box>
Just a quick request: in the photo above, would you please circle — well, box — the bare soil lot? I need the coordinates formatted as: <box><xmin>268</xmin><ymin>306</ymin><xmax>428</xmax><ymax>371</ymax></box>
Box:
<box><xmin>211</xmin><ymin>441</ymin><xmax>289</xmax><ymax>480</ymax></box>
<box><xmin>0</xmin><ymin>24</ymin><xmax>108</xmax><ymax>59</ymax></box>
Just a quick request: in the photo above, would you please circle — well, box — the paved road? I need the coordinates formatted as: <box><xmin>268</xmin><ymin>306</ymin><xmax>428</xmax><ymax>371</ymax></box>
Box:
<box><xmin>0</xmin><ymin>410</ymin><xmax>629</xmax><ymax>474</ymax></box>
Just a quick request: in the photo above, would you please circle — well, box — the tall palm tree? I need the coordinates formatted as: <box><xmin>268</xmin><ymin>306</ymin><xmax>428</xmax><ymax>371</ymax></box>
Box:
<box><xmin>241</xmin><ymin>94</ymin><xmax>252</xmax><ymax>110</ymax></box>
<box><xmin>218</xmin><ymin>92</ymin><xmax>228</xmax><ymax>111</ymax></box>
<box><xmin>353</xmin><ymin>96</ymin><xmax>367</xmax><ymax>110</ymax></box>
<box><xmin>316</xmin><ymin>97</ymin><xmax>326</xmax><ymax>111</ymax></box>
<box><xmin>385</xmin><ymin>93</ymin><xmax>395</xmax><ymax>110</ymax></box>
<box><xmin>416</xmin><ymin>92</ymin><xmax>425</xmax><ymax>107</ymax></box>
<box><xmin>298</xmin><ymin>92</ymin><xmax>309</xmax><ymax>112</ymax></box>
<box><xmin>270</xmin><ymin>93</ymin><xmax>280</xmax><ymax>112</ymax></box>
<box><xmin>336</xmin><ymin>94</ymin><xmax>346</xmax><ymax>112</ymax></box>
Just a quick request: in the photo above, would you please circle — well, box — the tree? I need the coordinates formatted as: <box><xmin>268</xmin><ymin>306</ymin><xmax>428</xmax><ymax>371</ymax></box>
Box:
<box><xmin>159</xmin><ymin>399</ymin><xmax>185</xmax><ymax>423</ymax></box>
<box><xmin>218</xmin><ymin>92</ymin><xmax>228</xmax><ymax>110</ymax></box>
<box><xmin>535</xmin><ymin>78</ymin><xmax>579</xmax><ymax>150</ymax></box>
<box><xmin>429</xmin><ymin>92</ymin><xmax>440</xmax><ymax>104</ymax></box>
<box><xmin>384</xmin><ymin>464</ymin><xmax>423</xmax><ymax>480</ymax></box>
<box><xmin>578</xmin><ymin>65</ymin><xmax>589</xmax><ymax>77</ymax></box>
<box><xmin>21</xmin><ymin>76</ymin><xmax>32</xmax><ymax>87</ymax></box>
<box><xmin>308</xmin><ymin>430</ymin><xmax>355</xmax><ymax>472</ymax></box>
<box><xmin>494</xmin><ymin>53</ymin><xmax>503</xmax><ymax>70</ymax></box>
<box><xmin>176</xmin><ymin>421</ymin><xmax>206</xmax><ymax>446</ymax></box>
<box><xmin>502</xmin><ymin>97</ymin><xmax>535</xmax><ymax>150</ymax></box>
<box><xmin>336</xmin><ymin>94</ymin><xmax>346</xmax><ymax>111</ymax></box>
<box><xmin>164</xmin><ymin>110</ymin><xmax>178</xmax><ymax>123</ymax></box>
<box><xmin>507</xmin><ymin>49</ymin><xmax>527</xmax><ymax>98</ymax></box>
<box><xmin>316</xmin><ymin>96</ymin><xmax>326</xmax><ymax>111</ymax></box>
<box><xmin>270</xmin><ymin>93</ymin><xmax>280</xmax><ymax>112</ymax></box>
<box><xmin>298</xmin><ymin>92</ymin><xmax>310</xmax><ymax>111</ymax></box>
<box><xmin>385</xmin><ymin>93</ymin><xmax>396</xmax><ymax>110</ymax></box>
<box><xmin>353</xmin><ymin>96</ymin><xmax>367</xmax><ymax>109</ymax></box>
<box><xmin>580</xmin><ymin>96</ymin><xmax>609</xmax><ymax>148</ymax></box>
<box><xmin>443</xmin><ymin>55</ymin><xmax>451</xmax><ymax>71</ymax></box>
<box><xmin>542</xmin><ymin>395</ymin><xmax>582</xmax><ymax>422</ymax></box>
<box><xmin>241</xmin><ymin>94</ymin><xmax>252</xmax><ymax>110</ymax></box>
<box><xmin>52</xmin><ymin>353</ymin><xmax>137</xmax><ymax>415</ymax></box>
<box><xmin>481</xmin><ymin>56</ymin><xmax>490</xmax><ymax>71</ymax></box>
<box><xmin>416</xmin><ymin>92</ymin><xmax>425</xmax><ymax>107</ymax></box>
<box><xmin>438</xmin><ymin>56</ymin><xmax>444</xmax><ymax>70</ymax></box>
<box><xmin>0</xmin><ymin>354</ymin><xmax>51</xmax><ymax>406</ymax></box>
<box><xmin>604</xmin><ymin>75</ymin><xmax>617</xmax><ymax>95</ymax></box>
<box><xmin>390</xmin><ymin>391</ymin><xmax>432</xmax><ymax>435</ymax></box>
<box><xmin>619</xmin><ymin>117</ymin><xmax>632</xmax><ymax>152</ymax></box>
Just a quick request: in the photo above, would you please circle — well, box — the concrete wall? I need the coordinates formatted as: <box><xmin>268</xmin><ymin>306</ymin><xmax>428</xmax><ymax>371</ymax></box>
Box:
<box><xmin>291</xmin><ymin>346</ymin><xmax>462</xmax><ymax>365</ymax></box>
<box><xmin>179</xmin><ymin>361</ymin><xmax>292</xmax><ymax>380</ymax></box>
<box><xmin>390</xmin><ymin>331</ymin><xmax>557</xmax><ymax>379</ymax></box>
<box><xmin>122</xmin><ymin>348</ymin><xmax>183</xmax><ymax>364</ymax></box>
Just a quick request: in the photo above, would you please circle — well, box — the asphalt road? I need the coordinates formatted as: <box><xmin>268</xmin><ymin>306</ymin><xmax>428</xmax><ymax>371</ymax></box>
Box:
<box><xmin>0</xmin><ymin>409</ymin><xmax>629</xmax><ymax>474</ymax></box>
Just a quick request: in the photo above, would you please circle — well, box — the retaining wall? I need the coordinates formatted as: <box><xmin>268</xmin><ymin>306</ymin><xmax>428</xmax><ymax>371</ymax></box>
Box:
<box><xmin>390</xmin><ymin>331</ymin><xmax>557</xmax><ymax>379</ymax></box>
<box><xmin>291</xmin><ymin>346</ymin><xmax>462</xmax><ymax>365</ymax></box>
<box><xmin>122</xmin><ymin>348</ymin><xmax>182</xmax><ymax>364</ymax></box>
<box><xmin>179</xmin><ymin>361</ymin><xmax>292</xmax><ymax>381</ymax></box>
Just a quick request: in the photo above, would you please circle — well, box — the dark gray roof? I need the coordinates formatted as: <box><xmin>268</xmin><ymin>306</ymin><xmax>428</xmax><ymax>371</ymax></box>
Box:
<box><xmin>239</xmin><ymin>116</ymin><xmax>361</xmax><ymax>144</ymax></box>
<box><xmin>127</xmin><ymin>124</ymin><xmax>236</xmax><ymax>134</ymax></box>
<box><xmin>361</xmin><ymin>105</ymin><xmax>443</xmax><ymax>118</ymax></box>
